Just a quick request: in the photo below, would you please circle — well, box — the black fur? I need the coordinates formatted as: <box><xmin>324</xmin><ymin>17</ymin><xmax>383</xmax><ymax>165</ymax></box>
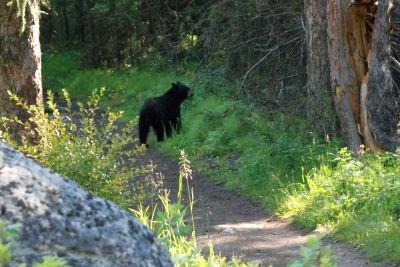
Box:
<box><xmin>139</xmin><ymin>82</ymin><xmax>192</xmax><ymax>145</ymax></box>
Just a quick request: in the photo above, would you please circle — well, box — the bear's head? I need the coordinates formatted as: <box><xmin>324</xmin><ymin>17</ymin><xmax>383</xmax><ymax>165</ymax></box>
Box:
<box><xmin>166</xmin><ymin>82</ymin><xmax>193</xmax><ymax>103</ymax></box>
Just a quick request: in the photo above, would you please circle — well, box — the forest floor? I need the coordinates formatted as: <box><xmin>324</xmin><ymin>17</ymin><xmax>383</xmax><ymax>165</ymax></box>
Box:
<box><xmin>138</xmin><ymin>147</ymin><xmax>392</xmax><ymax>267</ymax></box>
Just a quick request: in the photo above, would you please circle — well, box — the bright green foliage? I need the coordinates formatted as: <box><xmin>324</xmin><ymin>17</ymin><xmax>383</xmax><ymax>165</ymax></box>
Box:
<box><xmin>0</xmin><ymin>220</ymin><xmax>18</xmax><ymax>266</ymax></box>
<box><xmin>279</xmin><ymin>149</ymin><xmax>400</xmax><ymax>261</ymax></box>
<box><xmin>0</xmin><ymin>243</ymin><xmax>13</xmax><ymax>267</ymax></box>
<box><xmin>289</xmin><ymin>236</ymin><xmax>337</xmax><ymax>267</ymax></box>
<box><xmin>30</xmin><ymin>257</ymin><xmax>69</xmax><ymax>267</ymax></box>
<box><xmin>0</xmin><ymin>220</ymin><xmax>68</xmax><ymax>267</ymax></box>
<box><xmin>0</xmin><ymin>89</ymin><xmax>151</xmax><ymax>208</ymax></box>
<box><xmin>42</xmin><ymin>52</ymin><xmax>191</xmax><ymax>121</ymax></box>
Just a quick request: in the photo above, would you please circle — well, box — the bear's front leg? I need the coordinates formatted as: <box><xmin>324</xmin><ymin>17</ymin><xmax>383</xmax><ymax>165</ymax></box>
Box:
<box><xmin>152</xmin><ymin>119</ymin><xmax>165</xmax><ymax>142</ymax></box>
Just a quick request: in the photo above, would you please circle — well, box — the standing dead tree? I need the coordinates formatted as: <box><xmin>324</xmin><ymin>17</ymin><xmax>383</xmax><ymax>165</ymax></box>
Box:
<box><xmin>306</xmin><ymin>0</ymin><xmax>400</xmax><ymax>154</ymax></box>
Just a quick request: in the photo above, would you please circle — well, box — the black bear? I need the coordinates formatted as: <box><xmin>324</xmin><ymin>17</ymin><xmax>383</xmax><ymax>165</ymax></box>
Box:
<box><xmin>139</xmin><ymin>82</ymin><xmax>192</xmax><ymax>145</ymax></box>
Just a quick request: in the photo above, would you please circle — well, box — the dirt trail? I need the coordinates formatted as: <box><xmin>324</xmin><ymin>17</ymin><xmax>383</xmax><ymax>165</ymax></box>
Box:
<box><xmin>140</xmin><ymin>148</ymin><xmax>391</xmax><ymax>267</ymax></box>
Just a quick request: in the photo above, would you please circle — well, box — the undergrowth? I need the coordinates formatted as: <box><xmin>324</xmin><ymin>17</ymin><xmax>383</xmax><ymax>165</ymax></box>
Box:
<box><xmin>40</xmin><ymin>51</ymin><xmax>400</xmax><ymax>263</ymax></box>
<box><xmin>161</xmin><ymin>93</ymin><xmax>340</xmax><ymax>210</ymax></box>
<box><xmin>288</xmin><ymin>236</ymin><xmax>337</xmax><ymax>267</ymax></box>
<box><xmin>1</xmin><ymin>89</ymin><xmax>151</xmax><ymax>208</ymax></box>
<box><xmin>43</xmin><ymin>52</ymin><xmax>341</xmax><ymax>210</ymax></box>
<box><xmin>0</xmin><ymin>87</ymin><xmax>251</xmax><ymax>266</ymax></box>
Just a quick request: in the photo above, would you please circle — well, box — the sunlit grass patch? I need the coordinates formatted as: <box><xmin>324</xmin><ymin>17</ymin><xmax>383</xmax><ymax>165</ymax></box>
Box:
<box><xmin>43</xmin><ymin>51</ymin><xmax>191</xmax><ymax>121</ymax></box>
<box><xmin>278</xmin><ymin>149</ymin><xmax>400</xmax><ymax>261</ymax></box>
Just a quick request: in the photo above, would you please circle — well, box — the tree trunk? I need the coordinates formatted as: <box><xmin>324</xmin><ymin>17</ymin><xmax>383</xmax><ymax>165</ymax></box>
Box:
<box><xmin>305</xmin><ymin>0</ymin><xmax>336</xmax><ymax>135</ymax></box>
<box><xmin>0</xmin><ymin>0</ymin><xmax>43</xmax><ymax>137</ymax></box>
<box><xmin>62</xmin><ymin>1</ymin><xmax>70</xmax><ymax>42</ymax></box>
<box><xmin>326</xmin><ymin>0</ymin><xmax>364</xmax><ymax>154</ymax></box>
<box><xmin>306</xmin><ymin>0</ymin><xmax>400</xmax><ymax>154</ymax></box>
<box><xmin>366</xmin><ymin>0</ymin><xmax>400</xmax><ymax>151</ymax></box>
<box><xmin>75</xmin><ymin>0</ymin><xmax>86</xmax><ymax>42</ymax></box>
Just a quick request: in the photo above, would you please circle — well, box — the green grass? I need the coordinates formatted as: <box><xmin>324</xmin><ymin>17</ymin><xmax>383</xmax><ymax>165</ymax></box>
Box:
<box><xmin>43</xmin><ymin>51</ymin><xmax>400</xmax><ymax>263</ymax></box>
<box><xmin>278</xmin><ymin>149</ymin><xmax>400</xmax><ymax>262</ymax></box>
<box><xmin>160</xmin><ymin>96</ymin><xmax>340</xmax><ymax>210</ymax></box>
<box><xmin>43</xmin><ymin>51</ymin><xmax>191</xmax><ymax>120</ymax></box>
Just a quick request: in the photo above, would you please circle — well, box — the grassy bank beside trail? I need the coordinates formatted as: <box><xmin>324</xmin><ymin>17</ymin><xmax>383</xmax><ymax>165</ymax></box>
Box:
<box><xmin>44</xmin><ymin>51</ymin><xmax>400</xmax><ymax>263</ymax></box>
<box><xmin>278</xmin><ymin>150</ymin><xmax>400</xmax><ymax>262</ymax></box>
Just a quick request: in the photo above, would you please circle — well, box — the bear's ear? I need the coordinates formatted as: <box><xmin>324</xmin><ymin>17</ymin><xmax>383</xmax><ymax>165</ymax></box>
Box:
<box><xmin>171</xmin><ymin>82</ymin><xmax>177</xmax><ymax>88</ymax></box>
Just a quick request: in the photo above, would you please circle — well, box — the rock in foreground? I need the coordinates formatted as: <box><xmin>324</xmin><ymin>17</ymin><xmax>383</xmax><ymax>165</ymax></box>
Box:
<box><xmin>0</xmin><ymin>142</ymin><xmax>172</xmax><ymax>267</ymax></box>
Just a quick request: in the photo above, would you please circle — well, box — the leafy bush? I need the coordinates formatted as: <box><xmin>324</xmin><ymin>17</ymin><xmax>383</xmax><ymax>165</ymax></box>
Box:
<box><xmin>1</xmin><ymin>89</ymin><xmax>153</xmax><ymax>208</ymax></box>
<box><xmin>0</xmin><ymin>220</ymin><xmax>19</xmax><ymax>266</ymax></box>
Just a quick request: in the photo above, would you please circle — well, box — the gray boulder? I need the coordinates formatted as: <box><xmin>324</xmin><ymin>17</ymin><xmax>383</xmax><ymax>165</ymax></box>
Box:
<box><xmin>0</xmin><ymin>142</ymin><xmax>173</xmax><ymax>267</ymax></box>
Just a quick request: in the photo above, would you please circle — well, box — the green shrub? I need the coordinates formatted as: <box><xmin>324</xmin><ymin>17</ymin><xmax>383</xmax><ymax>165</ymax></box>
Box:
<box><xmin>1</xmin><ymin>89</ymin><xmax>152</xmax><ymax>208</ymax></box>
<box><xmin>0</xmin><ymin>220</ymin><xmax>19</xmax><ymax>266</ymax></box>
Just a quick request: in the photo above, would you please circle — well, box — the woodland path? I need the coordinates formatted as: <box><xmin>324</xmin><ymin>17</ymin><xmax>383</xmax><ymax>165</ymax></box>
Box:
<box><xmin>138</xmin><ymin>147</ymin><xmax>392</xmax><ymax>267</ymax></box>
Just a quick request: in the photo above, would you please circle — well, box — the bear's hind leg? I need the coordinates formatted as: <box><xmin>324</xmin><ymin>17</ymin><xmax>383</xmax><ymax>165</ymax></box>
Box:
<box><xmin>139</xmin><ymin>116</ymin><xmax>151</xmax><ymax>145</ymax></box>
<box><xmin>165</xmin><ymin>120</ymin><xmax>173</xmax><ymax>138</ymax></box>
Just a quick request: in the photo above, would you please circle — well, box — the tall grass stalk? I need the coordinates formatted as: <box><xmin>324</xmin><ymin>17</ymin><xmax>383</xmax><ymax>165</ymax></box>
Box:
<box><xmin>132</xmin><ymin>150</ymin><xmax>251</xmax><ymax>266</ymax></box>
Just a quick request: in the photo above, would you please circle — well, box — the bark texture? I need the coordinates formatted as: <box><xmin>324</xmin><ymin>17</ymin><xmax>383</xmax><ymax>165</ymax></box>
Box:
<box><xmin>0</xmin><ymin>0</ymin><xmax>43</xmax><ymax>128</ymax></box>
<box><xmin>327</xmin><ymin>0</ymin><xmax>364</xmax><ymax>154</ymax></box>
<box><xmin>367</xmin><ymin>0</ymin><xmax>400</xmax><ymax>151</ymax></box>
<box><xmin>305</xmin><ymin>0</ymin><xmax>336</xmax><ymax>134</ymax></box>
<box><xmin>306</xmin><ymin>0</ymin><xmax>399</xmax><ymax>153</ymax></box>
